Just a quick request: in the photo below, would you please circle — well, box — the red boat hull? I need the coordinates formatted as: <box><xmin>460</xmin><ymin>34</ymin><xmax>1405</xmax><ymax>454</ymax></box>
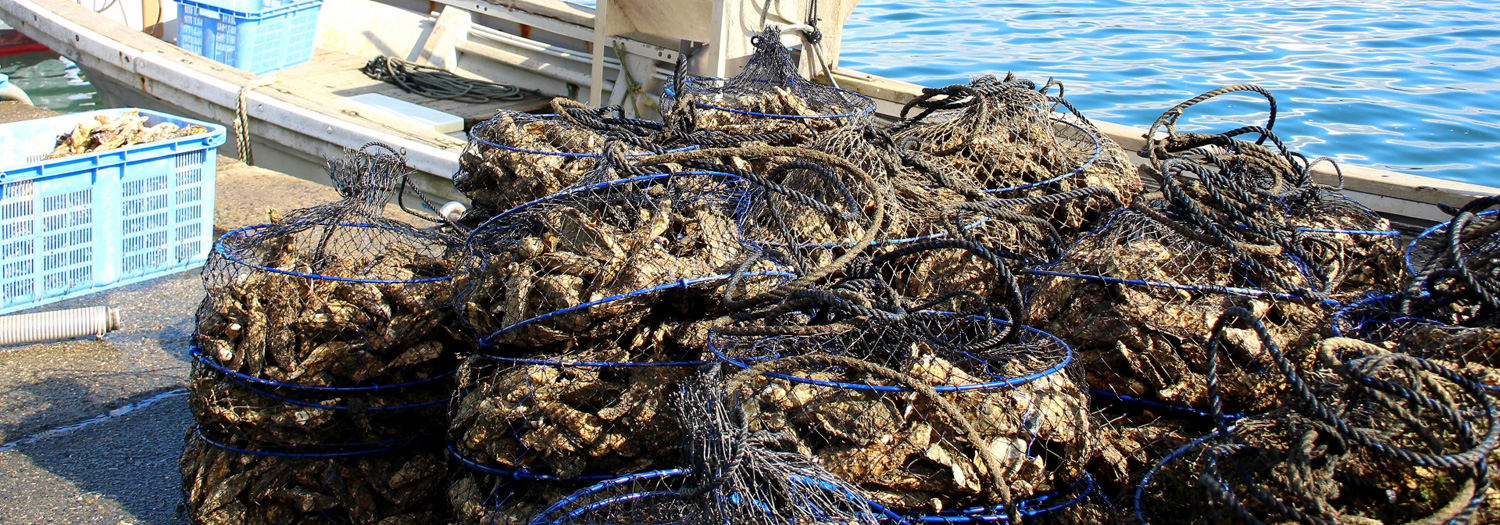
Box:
<box><xmin>0</xmin><ymin>30</ymin><xmax>49</xmax><ymax>57</ymax></box>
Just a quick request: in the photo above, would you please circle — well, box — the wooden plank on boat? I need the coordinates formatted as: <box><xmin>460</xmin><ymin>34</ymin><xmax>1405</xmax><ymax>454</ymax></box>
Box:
<box><xmin>274</xmin><ymin>48</ymin><xmax>550</xmax><ymax>124</ymax></box>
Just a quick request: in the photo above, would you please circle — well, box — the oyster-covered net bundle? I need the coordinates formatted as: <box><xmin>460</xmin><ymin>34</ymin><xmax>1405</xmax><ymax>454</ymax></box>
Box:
<box><xmin>1026</xmin><ymin>208</ymin><xmax>1327</xmax><ymax>414</ymax></box>
<box><xmin>1405</xmin><ymin>197</ymin><xmax>1500</xmax><ymax>325</ymax></box>
<box><xmin>1138</xmin><ymin>85</ymin><xmax>1404</xmax><ymax>298</ymax></box>
<box><xmin>662</xmin><ymin>27</ymin><xmax>873</xmax><ymax>144</ymax></box>
<box><xmin>179</xmin><ymin>430</ymin><xmax>449</xmax><ymax>525</ymax></box>
<box><xmin>447</xmin><ymin>322</ymin><xmax>710</xmax><ymax>482</ymax></box>
<box><xmin>811</xmin><ymin>120</ymin><xmax>1101</xmax><ymax>265</ymax></box>
<box><xmin>888</xmin><ymin>75</ymin><xmax>1142</xmax><ymax>242</ymax></box>
<box><xmin>525</xmin><ymin>369</ymin><xmax>891</xmax><ymax>525</ymax></box>
<box><xmin>191</xmin><ymin>145</ymin><xmax>464</xmax><ymax>447</ymax></box>
<box><xmin>457</xmin><ymin>155</ymin><xmax>880</xmax><ymax>348</ymax></box>
<box><xmin>710</xmin><ymin>311</ymin><xmax>1089</xmax><ymax>515</ymax></box>
<box><xmin>447</xmin><ymin>468</ymin><xmax>590</xmax><ymax>525</ymax></box>
<box><xmin>1133</xmin><ymin>311</ymin><xmax>1500</xmax><ymax>525</ymax></box>
<box><xmin>455</xmin><ymin>110</ymin><xmax>664</xmax><ymax>214</ymax></box>
<box><xmin>1334</xmin><ymin>292</ymin><xmax>1500</xmax><ymax>390</ymax></box>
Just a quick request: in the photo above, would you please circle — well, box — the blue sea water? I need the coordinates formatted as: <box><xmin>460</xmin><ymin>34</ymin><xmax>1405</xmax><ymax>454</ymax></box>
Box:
<box><xmin>5</xmin><ymin>1</ymin><xmax>1498</xmax><ymax>185</ymax></box>
<box><xmin>840</xmin><ymin>0</ymin><xmax>1500</xmax><ymax>186</ymax></box>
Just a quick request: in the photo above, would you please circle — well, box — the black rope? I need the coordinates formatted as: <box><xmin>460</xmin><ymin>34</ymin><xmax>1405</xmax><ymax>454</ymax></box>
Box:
<box><xmin>361</xmin><ymin>56</ymin><xmax>525</xmax><ymax>104</ymax></box>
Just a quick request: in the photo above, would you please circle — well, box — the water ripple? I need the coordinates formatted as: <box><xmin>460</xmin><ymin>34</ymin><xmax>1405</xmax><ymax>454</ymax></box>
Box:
<box><xmin>841</xmin><ymin>0</ymin><xmax>1500</xmax><ymax>185</ymax></box>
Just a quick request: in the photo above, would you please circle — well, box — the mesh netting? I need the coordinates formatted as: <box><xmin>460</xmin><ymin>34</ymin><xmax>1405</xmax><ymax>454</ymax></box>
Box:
<box><xmin>1026</xmin><ymin>208</ymin><xmax>1327</xmax><ymax>414</ymax></box>
<box><xmin>890</xmin><ymin>75</ymin><xmax>1140</xmax><ymax>204</ymax></box>
<box><xmin>1334</xmin><ymin>293</ymin><xmax>1500</xmax><ymax>391</ymax></box>
<box><xmin>810</xmin><ymin>121</ymin><xmax>1109</xmax><ymax>266</ymax></box>
<box><xmin>191</xmin><ymin>145</ymin><xmax>462</xmax><ymax>448</ymax></box>
<box><xmin>456</xmin><ymin>149</ymin><xmax>882</xmax><ymax>349</ymax></box>
<box><xmin>1405</xmin><ymin>198</ymin><xmax>1500</xmax><ymax>325</ymax></box>
<box><xmin>1325</xmin><ymin>196</ymin><xmax>1500</xmax><ymax>392</ymax></box>
<box><xmin>1137</xmin><ymin>85</ymin><xmax>1403</xmax><ymax>298</ymax></box>
<box><xmin>662</xmin><ymin>27</ymin><xmax>874</xmax><ymax>144</ymax></box>
<box><xmin>447</xmin><ymin>469</ymin><xmax>587</xmax><ymax>525</ymax></box>
<box><xmin>708</xmin><ymin>310</ymin><xmax>1086</xmax><ymax>516</ymax></box>
<box><xmin>446</xmin><ymin>331</ymin><xmax>707</xmax><ymax>482</ymax></box>
<box><xmin>1022</xmin><ymin>85</ymin><xmax>1408</xmax><ymax>417</ymax></box>
<box><xmin>454</xmin><ymin>107</ymin><xmax>673</xmax><ymax>214</ymax></box>
<box><xmin>1133</xmin><ymin>310</ymin><xmax>1499</xmax><ymax>525</ymax></box>
<box><xmin>525</xmin><ymin>368</ymin><xmax>896</xmax><ymax>525</ymax></box>
<box><xmin>870</xmin><ymin>75</ymin><xmax>1142</xmax><ymax>261</ymax></box>
<box><xmin>183</xmin><ymin>145</ymin><xmax>461</xmax><ymax>524</ymax></box>
<box><xmin>179</xmin><ymin>429</ymin><xmax>449</xmax><ymax>525</ymax></box>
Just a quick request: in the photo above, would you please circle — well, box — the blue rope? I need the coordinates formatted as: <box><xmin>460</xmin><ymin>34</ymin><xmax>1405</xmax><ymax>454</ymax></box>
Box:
<box><xmin>1021</xmin><ymin>268</ymin><xmax>1337</xmax><ymax>306</ymax></box>
<box><xmin>527</xmin><ymin>468</ymin><xmax>691</xmax><ymax>525</ymax></box>
<box><xmin>526</xmin><ymin>468</ymin><xmax>910</xmax><ymax>525</ymax></box>
<box><xmin>980</xmin><ymin>118</ymin><xmax>1102</xmax><ymax>194</ymax></box>
<box><xmin>1133</xmin><ymin>428</ymin><xmax>1228</xmax><ymax>525</ymax></box>
<box><xmin>190</xmin><ymin>344</ymin><xmax>457</xmax><ymax>393</ymax></box>
<box><xmin>1406</xmin><ymin>208</ymin><xmax>1500</xmax><ymax>278</ymax></box>
<box><xmin>215</xmin><ymin>222</ymin><xmax>454</xmax><ymax>284</ymax></box>
<box><xmin>478</xmin><ymin>271</ymin><xmax>797</xmax><ymax>347</ymax></box>
<box><xmin>465</xmin><ymin>170</ymin><xmax>753</xmax><ymax>251</ymax></box>
<box><xmin>194</xmin><ymin>425</ymin><xmax>434</xmax><ymax>458</ymax></box>
<box><xmin>448</xmin><ymin>442</ymin><xmax>627</xmax><ymax>482</ymax></box>
<box><xmin>902</xmin><ymin>472</ymin><xmax>1095</xmax><ymax>523</ymax></box>
<box><xmin>1090</xmin><ymin>388</ymin><xmax>1247</xmax><ymax>422</ymax></box>
<box><xmin>218</xmin><ymin>374</ymin><xmax>451</xmax><ymax>412</ymax></box>
<box><xmin>1296</xmin><ymin>227</ymin><xmax>1400</xmax><ymax>236</ymax></box>
<box><xmin>471</xmin><ymin>353</ymin><xmax>712</xmax><ymax>367</ymax></box>
<box><xmin>710</xmin><ymin>312</ymin><xmax>1073</xmax><ymax>393</ymax></box>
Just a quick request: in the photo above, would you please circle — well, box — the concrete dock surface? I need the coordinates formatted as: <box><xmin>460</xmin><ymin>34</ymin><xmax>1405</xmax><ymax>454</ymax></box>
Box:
<box><xmin>0</xmin><ymin>101</ymin><xmax>348</xmax><ymax>524</ymax></box>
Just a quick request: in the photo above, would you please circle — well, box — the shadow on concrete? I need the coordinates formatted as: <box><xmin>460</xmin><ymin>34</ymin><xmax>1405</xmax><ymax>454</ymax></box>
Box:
<box><xmin>1</xmin><ymin>378</ymin><xmax>193</xmax><ymax>524</ymax></box>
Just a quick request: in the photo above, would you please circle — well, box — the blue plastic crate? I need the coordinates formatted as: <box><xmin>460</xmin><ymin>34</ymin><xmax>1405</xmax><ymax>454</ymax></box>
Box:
<box><xmin>175</xmin><ymin>0</ymin><xmax>322</xmax><ymax>75</ymax></box>
<box><xmin>0</xmin><ymin>108</ymin><xmax>227</xmax><ymax>314</ymax></box>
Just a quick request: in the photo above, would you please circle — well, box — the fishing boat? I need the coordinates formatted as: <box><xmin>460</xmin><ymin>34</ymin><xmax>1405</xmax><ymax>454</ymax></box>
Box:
<box><xmin>0</xmin><ymin>0</ymin><xmax>1493</xmax><ymax>223</ymax></box>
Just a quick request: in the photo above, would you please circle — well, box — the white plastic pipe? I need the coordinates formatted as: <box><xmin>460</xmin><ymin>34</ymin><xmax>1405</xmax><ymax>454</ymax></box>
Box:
<box><xmin>0</xmin><ymin>73</ymin><xmax>32</xmax><ymax>105</ymax></box>
<box><xmin>0</xmin><ymin>306</ymin><xmax>120</xmax><ymax>346</ymax></box>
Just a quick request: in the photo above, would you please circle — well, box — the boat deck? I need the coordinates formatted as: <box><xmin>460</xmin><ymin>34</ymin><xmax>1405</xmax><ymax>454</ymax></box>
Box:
<box><xmin>278</xmin><ymin>48</ymin><xmax>553</xmax><ymax>129</ymax></box>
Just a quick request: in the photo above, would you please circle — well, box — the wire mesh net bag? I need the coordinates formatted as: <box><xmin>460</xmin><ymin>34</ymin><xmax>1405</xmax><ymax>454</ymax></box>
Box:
<box><xmin>1334</xmin><ymin>293</ymin><xmax>1500</xmax><ymax>393</ymax></box>
<box><xmin>1025</xmin><ymin>207</ymin><xmax>1328</xmax><ymax>415</ymax></box>
<box><xmin>524</xmin><ymin>368</ymin><xmax>895</xmax><ymax>525</ymax></box>
<box><xmin>1334</xmin><ymin>195</ymin><xmax>1500</xmax><ymax>391</ymax></box>
<box><xmin>180</xmin><ymin>428</ymin><xmax>450</xmax><ymax>525</ymax></box>
<box><xmin>455</xmin><ymin>108</ymin><xmax>669</xmax><ymax>215</ymax></box>
<box><xmin>448</xmin><ymin>468</ymin><xmax>595</xmax><ymax>525</ymax></box>
<box><xmin>190</xmin><ymin>145</ymin><xmax>463</xmax><ymax>449</ymax></box>
<box><xmin>1138</xmin><ymin>84</ymin><xmax>1404</xmax><ymax>298</ymax></box>
<box><xmin>708</xmin><ymin>304</ymin><xmax>1089</xmax><ymax>517</ymax></box>
<box><xmin>888</xmin><ymin>75</ymin><xmax>1142</xmax><ymax>240</ymax></box>
<box><xmin>456</xmin><ymin>149</ymin><xmax>881</xmax><ymax>350</ymax></box>
<box><xmin>811</xmin><ymin>122</ymin><xmax>965</xmax><ymax>243</ymax></box>
<box><xmin>1133</xmin><ymin>310</ymin><xmax>1500</xmax><ymax>525</ymax></box>
<box><xmin>810</xmin><ymin>120</ymin><xmax>1086</xmax><ymax>267</ymax></box>
<box><xmin>662</xmin><ymin>27</ymin><xmax>874</xmax><ymax>144</ymax></box>
<box><xmin>446</xmin><ymin>324</ymin><xmax>710</xmax><ymax>483</ymax></box>
<box><xmin>1406</xmin><ymin>196</ymin><xmax>1500</xmax><ymax>324</ymax></box>
<box><xmin>1025</xmin><ymin>85</ymin><xmax>1414</xmax><ymax>417</ymax></box>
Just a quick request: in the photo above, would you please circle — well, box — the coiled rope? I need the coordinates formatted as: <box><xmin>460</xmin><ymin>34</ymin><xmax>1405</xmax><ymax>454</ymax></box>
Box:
<box><xmin>361</xmin><ymin>55</ymin><xmax>525</xmax><ymax>104</ymax></box>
